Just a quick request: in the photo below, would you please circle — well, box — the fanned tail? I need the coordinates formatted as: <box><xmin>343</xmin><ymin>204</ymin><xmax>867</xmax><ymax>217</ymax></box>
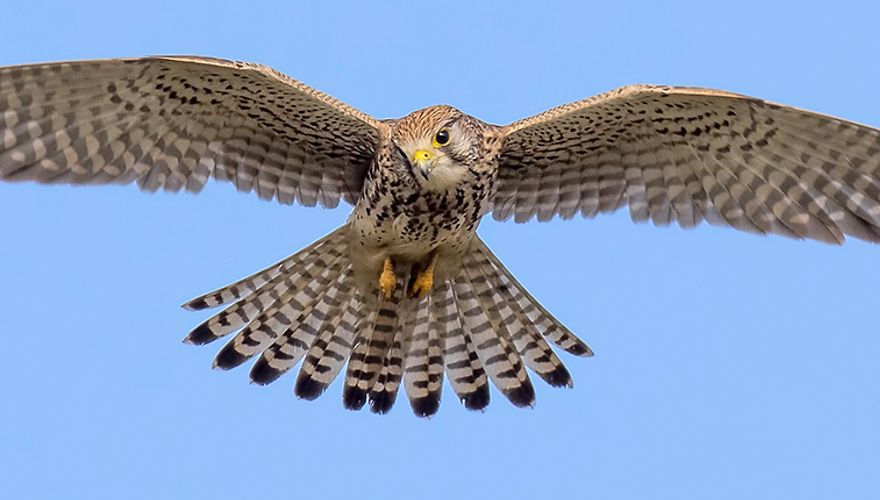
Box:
<box><xmin>181</xmin><ymin>228</ymin><xmax>349</xmax><ymax>314</ymax></box>
<box><xmin>182</xmin><ymin>229</ymin><xmax>592</xmax><ymax>417</ymax></box>
<box><xmin>430</xmin><ymin>282</ymin><xmax>490</xmax><ymax>411</ymax></box>
<box><xmin>182</xmin><ymin>227</ymin><xmax>351</xmax><ymax>346</ymax></box>
<box><xmin>181</xmin><ymin>226</ymin><xmax>361</xmax><ymax>397</ymax></box>
<box><xmin>365</xmin><ymin>237</ymin><xmax>592</xmax><ymax>416</ymax></box>
<box><xmin>403</xmin><ymin>296</ymin><xmax>444</xmax><ymax>416</ymax></box>
<box><xmin>414</xmin><ymin>238</ymin><xmax>592</xmax><ymax>413</ymax></box>
<box><xmin>341</xmin><ymin>292</ymin><xmax>403</xmax><ymax>412</ymax></box>
<box><xmin>468</xmin><ymin>239</ymin><xmax>594</xmax><ymax>358</ymax></box>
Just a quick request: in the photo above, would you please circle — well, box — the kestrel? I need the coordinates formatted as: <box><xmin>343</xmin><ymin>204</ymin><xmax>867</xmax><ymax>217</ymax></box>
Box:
<box><xmin>2</xmin><ymin>56</ymin><xmax>879</xmax><ymax>416</ymax></box>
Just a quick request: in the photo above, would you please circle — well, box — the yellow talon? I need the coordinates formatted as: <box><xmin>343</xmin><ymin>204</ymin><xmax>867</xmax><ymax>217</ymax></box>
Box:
<box><xmin>379</xmin><ymin>257</ymin><xmax>396</xmax><ymax>299</ymax></box>
<box><xmin>410</xmin><ymin>254</ymin><xmax>437</xmax><ymax>299</ymax></box>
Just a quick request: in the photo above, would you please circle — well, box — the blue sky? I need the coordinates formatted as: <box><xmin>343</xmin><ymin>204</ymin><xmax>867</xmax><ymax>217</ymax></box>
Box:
<box><xmin>1</xmin><ymin>1</ymin><xmax>878</xmax><ymax>499</ymax></box>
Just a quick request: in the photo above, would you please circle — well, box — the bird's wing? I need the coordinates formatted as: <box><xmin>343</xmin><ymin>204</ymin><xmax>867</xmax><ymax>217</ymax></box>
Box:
<box><xmin>0</xmin><ymin>56</ymin><xmax>380</xmax><ymax>207</ymax></box>
<box><xmin>493</xmin><ymin>85</ymin><xmax>880</xmax><ymax>243</ymax></box>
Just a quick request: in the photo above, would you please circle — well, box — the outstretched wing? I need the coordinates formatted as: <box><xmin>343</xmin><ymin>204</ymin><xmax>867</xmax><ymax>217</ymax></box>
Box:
<box><xmin>493</xmin><ymin>85</ymin><xmax>880</xmax><ymax>244</ymax></box>
<box><xmin>0</xmin><ymin>56</ymin><xmax>379</xmax><ymax>207</ymax></box>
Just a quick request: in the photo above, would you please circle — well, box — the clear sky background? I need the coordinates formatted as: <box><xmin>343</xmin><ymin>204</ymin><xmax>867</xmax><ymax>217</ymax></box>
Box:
<box><xmin>1</xmin><ymin>2</ymin><xmax>878</xmax><ymax>499</ymax></box>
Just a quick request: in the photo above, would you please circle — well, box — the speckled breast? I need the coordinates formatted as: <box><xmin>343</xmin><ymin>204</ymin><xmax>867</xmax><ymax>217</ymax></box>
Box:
<box><xmin>351</xmin><ymin>170</ymin><xmax>490</xmax><ymax>260</ymax></box>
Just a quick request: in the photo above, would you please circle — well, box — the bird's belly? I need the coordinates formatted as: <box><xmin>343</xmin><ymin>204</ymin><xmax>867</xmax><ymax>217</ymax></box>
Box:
<box><xmin>355</xmin><ymin>210</ymin><xmax>474</xmax><ymax>256</ymax></box>
<box><xmin>347</xmin><ymin>204</ymin><xmax>478</xmax><ymax>288</ymax></box>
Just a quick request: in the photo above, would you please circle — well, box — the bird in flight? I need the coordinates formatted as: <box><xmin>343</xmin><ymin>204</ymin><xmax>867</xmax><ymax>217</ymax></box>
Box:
<box><xmin>1</xmin><ymin>56</ymin><xmax>878</xmax><ymax>416</ymax></box>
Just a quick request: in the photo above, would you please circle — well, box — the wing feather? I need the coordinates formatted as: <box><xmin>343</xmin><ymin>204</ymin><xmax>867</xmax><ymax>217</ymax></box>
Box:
<box><xmin>0</xmin><ymin>56</ymin><xmax>379</xmax><ymax>206</ymax></box>
<box><xmin>496</xmin><ymin>85</ymin><xmax>880</xmax><ymax>243</ymax></box>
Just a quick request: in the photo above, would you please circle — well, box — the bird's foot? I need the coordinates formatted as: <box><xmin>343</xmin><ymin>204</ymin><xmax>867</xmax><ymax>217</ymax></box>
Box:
<box><xmin>409</xmin><ymin>254</ymin><xmax>437</xmax><ymax>299</ymax></box>
<box><xmin>379</xmin><ymin>257</ymin><xmax>396</xmax><ymax>299</ymax></box>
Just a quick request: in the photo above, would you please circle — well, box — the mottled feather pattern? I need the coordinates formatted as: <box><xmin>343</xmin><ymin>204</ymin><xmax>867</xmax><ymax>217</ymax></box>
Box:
<box><xmin>183</xmin><ymin>227</ymin><xmax>349</xmax><ymax>346</ymax></box>
<box><xmin>465</xmin><ymin>251</ymin><xmax>573</xmax><ymax>387</ymax></box>
<box><xmin>403</xmin><ymin>299</ymin><xmax>444</xmax><ymax>416</ymax></box>
<box><xmin>452</xmin><ymin>281</ymin><xmax>535</xmax><ymax>407</ymax></box>
<box><xmin>182</xmin><ymin>227</ymin><xmax>349</xmax><ymax>312</ymax></box>
<box><xmin>496</xmin><ymin>85</ymin><xmax>880</xmax><ymax>244</ymax></box>
<box><xmin>342</xmin><ymin>295</ymin><xmax>401</xmax><ymax>411</ymax></box>
<box><xmin>432</xmin><ymin>282</ymin><xmax>491</xmax><ymax>411</ymax></box>
<box><xmin>472</xmin><ymin>240</ymin><xmax>593</xmax><ymax>357</ymax></box>
<box><xmin>0</xmin><ymin>57</ymin><xmax>378</xmax><ymax>207</ymax></box>
<box><xmin>293</xmin><ymin>295</ymin><xmax>363</xmax><ymax>400</ymax></box>
<box><xmin>213</xmin><ymin>252</ymin><xmax>349</xmax><ymax>371</ymax></box>
<box><xmin>179</xmin><ymin>230</ymin><xmax>584</xmax><ymax>416</ymax></box>
<box><xmin>248</xmin><ymin>266</ymin><xmax>352</xmax><ymax>385</ymax></box>
<box><xmin>179</xmin><ymin>258</ymin><xmax>574</xmax><ymax>411</ymax></box>
<box><xmin>368</xmin><ymin>301</ymin><xmax>414</xmax><ymax>414</ymax></box>
<box><xmin>3</xmin><ymin>56</ymin><xmax>878</xmax><ymax>416</ymax></box>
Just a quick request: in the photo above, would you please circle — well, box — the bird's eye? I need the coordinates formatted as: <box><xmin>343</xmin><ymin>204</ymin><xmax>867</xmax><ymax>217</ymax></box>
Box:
<box><xmin>433</xmin><ymin>129</ymin><xmax>450</xmax><ymax>147</ymax></box>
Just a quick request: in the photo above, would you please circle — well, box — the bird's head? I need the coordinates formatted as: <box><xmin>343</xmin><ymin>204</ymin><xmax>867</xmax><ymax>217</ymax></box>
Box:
<box><xmin>390</xmin><ymin>105</ymin><xmax>488</xmax><ymax>192</ymax></box>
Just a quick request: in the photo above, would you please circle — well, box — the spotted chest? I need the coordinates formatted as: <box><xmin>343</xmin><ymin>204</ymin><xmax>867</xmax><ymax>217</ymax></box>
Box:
<box><xmin>352</xmin><ymin>157</ymin><xmax>493</xmax><ymax>256</ymax></box>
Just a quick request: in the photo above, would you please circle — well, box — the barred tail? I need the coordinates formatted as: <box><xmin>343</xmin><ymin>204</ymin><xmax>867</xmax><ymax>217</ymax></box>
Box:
<box><xmin>182</xmin><ymin>230</ymin><xmax>592</xmax><ymax>417</ymax></box>
<box><xmin>182</xmin><ymin>225</ymin><xmax>359</xmax><ymax>386</ymax></box>
<box><xmin>425</xmin><ymin>238</ymin><xmax>594</xmax><ymax>414</ymax></box>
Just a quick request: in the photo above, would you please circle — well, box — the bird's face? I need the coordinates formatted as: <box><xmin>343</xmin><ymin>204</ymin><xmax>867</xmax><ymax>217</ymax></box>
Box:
<box><xmin>391</xmin><ymin>105</ymin><xmax>485</xmax><ymax>192</ymax></box>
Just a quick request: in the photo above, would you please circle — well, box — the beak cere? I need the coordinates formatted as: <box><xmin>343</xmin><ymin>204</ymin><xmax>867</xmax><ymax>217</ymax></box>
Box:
<box><xmin>412</xmin><ymin>149</ymin><xmax>434</xmax><ymax>179</ymax></box>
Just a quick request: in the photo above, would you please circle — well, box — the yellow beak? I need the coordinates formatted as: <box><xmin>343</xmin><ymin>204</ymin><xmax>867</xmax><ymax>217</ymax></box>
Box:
<box><xmin>412</xmin><ymin>150</ymin><xmax>435</xmax><ymax>179</ymax></box>
<box><xmin>413</xmin><ymin>149</ymin><xmax>434</xmax><ymax>164</ymax></box>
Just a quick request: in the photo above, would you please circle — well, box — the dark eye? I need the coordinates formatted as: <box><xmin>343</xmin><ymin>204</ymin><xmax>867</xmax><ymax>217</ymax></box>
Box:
<box><xmin>434</xmin><ymin>129</ymin><xmax>450</xmax><ymax>146</ymax></box>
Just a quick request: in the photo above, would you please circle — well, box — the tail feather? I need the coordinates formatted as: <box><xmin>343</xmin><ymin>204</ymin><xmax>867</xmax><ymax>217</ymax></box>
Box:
<box><xmin>182</xmin><ymin>227</ymin><xmax>349</xmax><ymax>311</ymax></box>
<box><xmin>342</xmin><ymin>295</ymin><xmax>400</xmax><ymax>411</ymax></box>
<box><xmin>182</xmin><ymin>229</ymin><xmax>592</xmax><ymax>416</ymax></box>
<box><xmin>403</xmin><ymin>300</ymin><xmax>444</xmax><ymax>417</ymax></box>
<box><xmin>294</xmin><ymin>296</ymin><xmax>362</xmax><ymax>400</ymax></box>
<box><xmin>433</xmin><ymin>282</ymin><xmax>491</xmax><ymax>411</ymax></box>
<box><xmin>183</xmin><ymin>229</ymin><xmax>348</xmax><ymax>346</ymax></box>
<box><xmin>248</xmin><ymin>266</ymin><xmax>352</xmax><ymax>385</ymax></box>
<box><xmin>452</xmin><ymin>279</ymin><xmax>535</xmax><ymax>408</ymax></box>
<box><xmin>369</xmin><ymin>300</ymin><xmax>418</xmax><ymax>414</ymax></box>
<box><xmin>213</xmin><ymin>256</ymin><xmax>347</xmax><ymax>370</ymax></box>
<box><xmin>474</xmin><ymin>239</ymin><xmax>594</xmax><ymax>357</ymax></box>
<box><xmin>468</xmin><ymin>249</ymin><xmax>573</xmax><ymax>388</ymax></box>
<box><xmin>368</xmin><ymin>325</ymin><xmax>406</xmax><ymax>413</ymax></box>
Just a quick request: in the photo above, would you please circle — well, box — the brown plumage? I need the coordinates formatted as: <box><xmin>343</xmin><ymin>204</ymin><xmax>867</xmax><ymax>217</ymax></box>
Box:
<box><xmin>1</xmin><ymin>56</ymin><xmax>879</xmax><ymax>416</ymax></box>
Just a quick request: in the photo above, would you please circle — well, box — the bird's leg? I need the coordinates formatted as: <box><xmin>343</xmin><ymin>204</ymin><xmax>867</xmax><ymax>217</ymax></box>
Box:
<box><xmin>409</xmin><ymin>253</ymin><xmax>438</xmax><ymax>299</ymax></box>
<box><xmin>379</xmin><ymin>257</ymin><xmax>397</xmax><ymax>299</ymax></box>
